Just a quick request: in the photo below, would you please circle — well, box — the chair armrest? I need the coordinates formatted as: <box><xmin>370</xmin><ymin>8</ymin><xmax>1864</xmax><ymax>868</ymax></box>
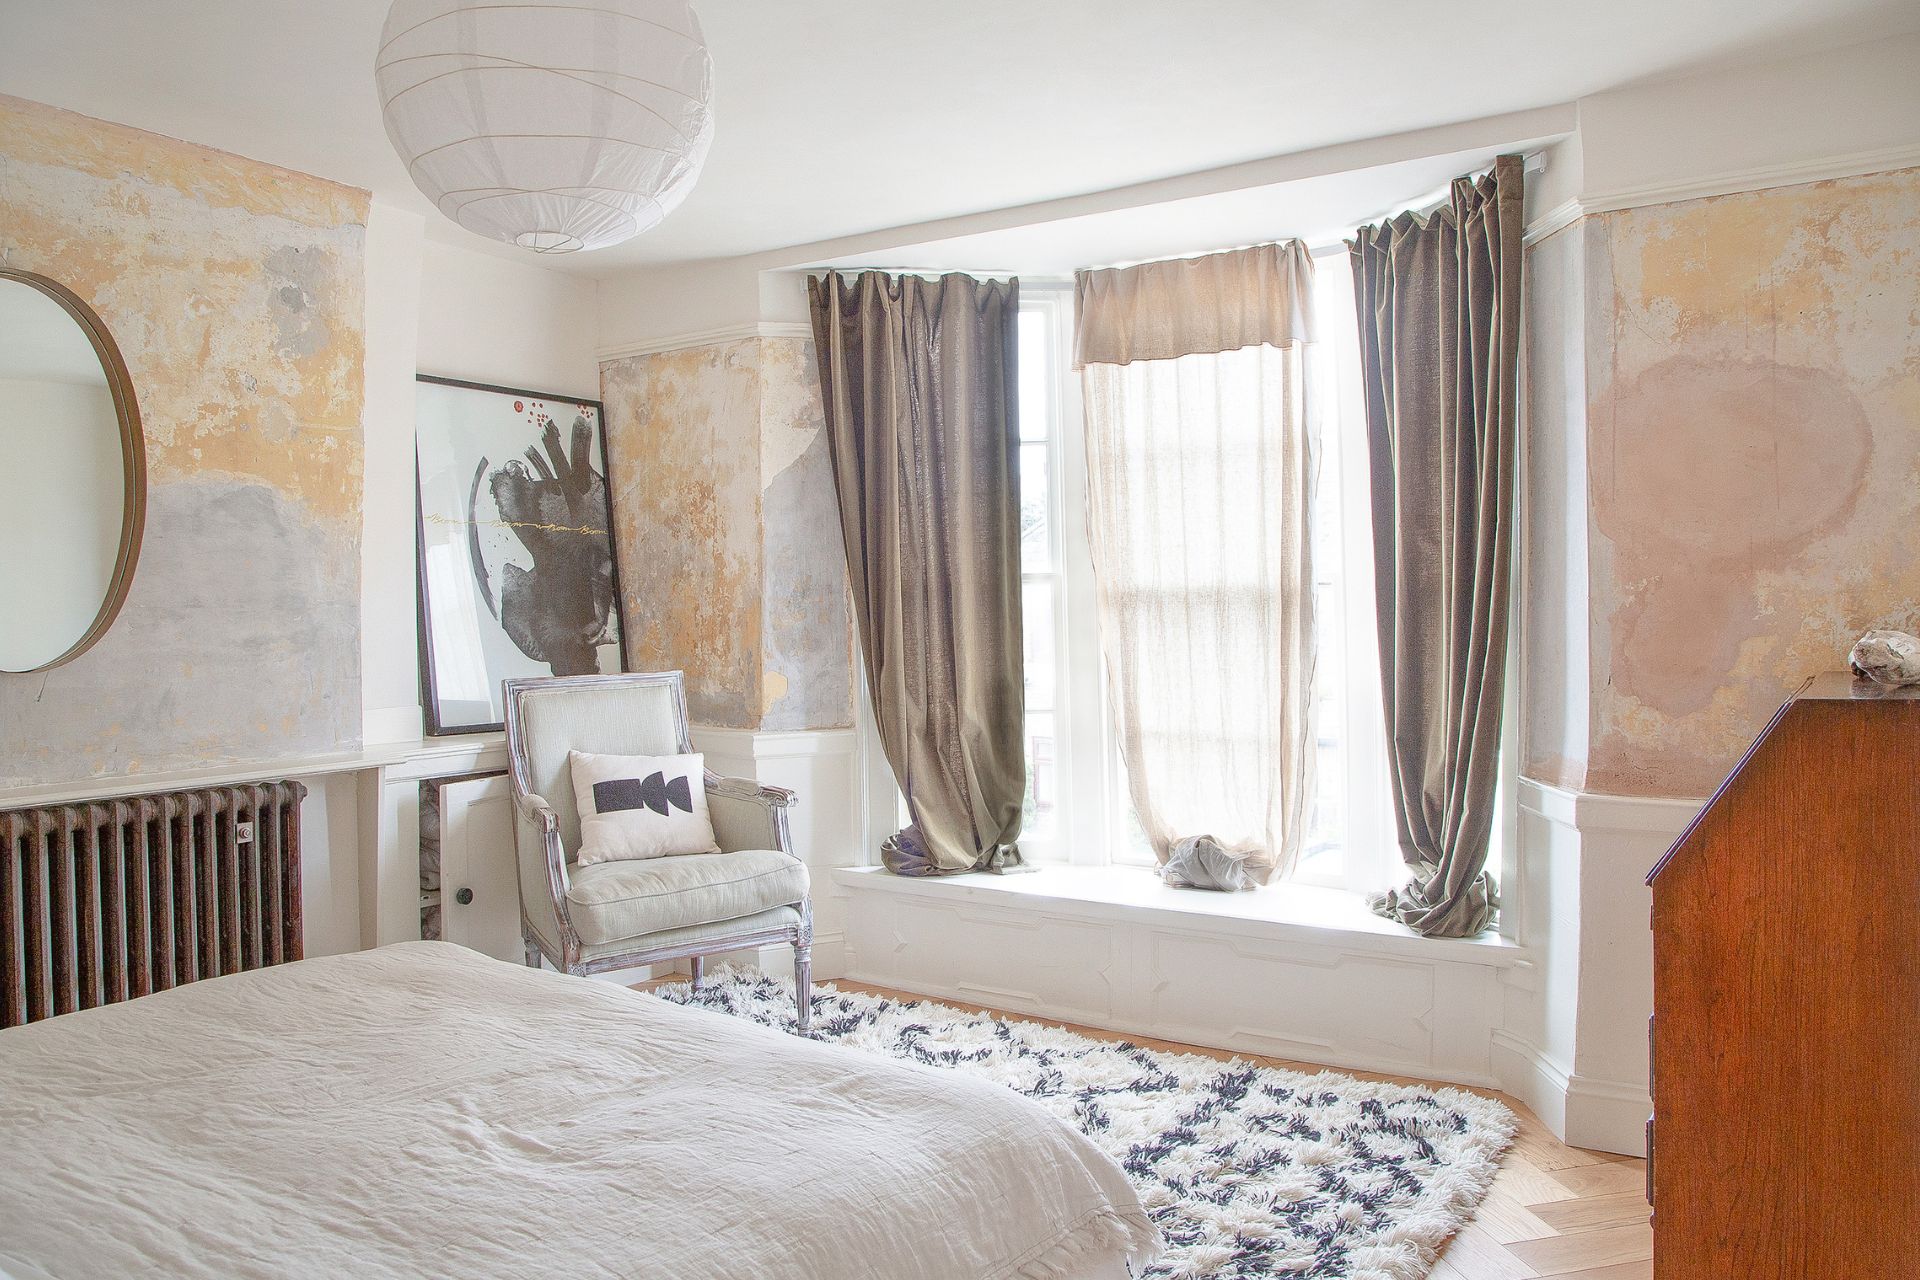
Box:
<box><xmin>511</xmin><ymin>788</ymin><xmax>572</xmax><ymax>899</ymax></box>
<box><xmin>705</xmin><ymin>773</ymin><xmax>797</xmax><ymax>855</ymax></box>
<box><xmin>514</xmin><ymin>789</ymin><xmax>561</xmax><ymax>833</ymax></box>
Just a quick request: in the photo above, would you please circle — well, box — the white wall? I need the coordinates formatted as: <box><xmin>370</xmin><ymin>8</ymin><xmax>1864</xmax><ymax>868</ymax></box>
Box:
<box><xmin>360</xmin><ymin>202</ymin><xmax>428</xmax><ymax>744</ymax></box>
<box><xmin>1575</xmin><ymin>33</ymin><xmax>1920</xmax><ymax>201</ymax></box>
<box><xmin>417</xmin><ymin>238</ymin><xmax>601</xmax><ymax>395</ymax></box>
<box><xmin>301</xmin><ymin>773</ymin><xmax>367</xmax><ymax>957</ymax></box>
<box><xmin>596</xmin><ymin>256</ymin><xmax>769</xmax><ymax>359</ymax></box>
<box><xmin>359</xmin><ymin>213</ymin><xmax>604</xmax><ymax>748</ymax></box>
<box><xmin>333</xmin><ymin>214</ymin><xmax>606</xmax><ymax>958</ymax></box>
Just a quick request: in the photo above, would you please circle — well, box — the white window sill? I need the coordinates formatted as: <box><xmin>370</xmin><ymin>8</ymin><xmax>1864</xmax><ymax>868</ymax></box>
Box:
<box><xmin>831</xmin><ymin>863</ymin><xmax>1526</xmax><ymax>968</ymax></box>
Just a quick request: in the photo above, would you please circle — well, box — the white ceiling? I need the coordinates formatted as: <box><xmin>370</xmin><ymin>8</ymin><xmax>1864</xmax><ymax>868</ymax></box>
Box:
<box><xmin>2</xmin><ymin>1</ymin><xmax>1915</xmax><ymax>278</ymax></box>
<box><xmin>810</xmin><ymin>146</ymin><xmax>1514</xmax><ymax>277</ymax></box>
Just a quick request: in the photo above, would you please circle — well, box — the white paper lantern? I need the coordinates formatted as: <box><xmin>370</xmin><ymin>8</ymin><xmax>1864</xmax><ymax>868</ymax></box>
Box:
<box><xmin>376</xmin><ymin>0</ymin><xmax>713</xmax><ymax>253</ymax></box>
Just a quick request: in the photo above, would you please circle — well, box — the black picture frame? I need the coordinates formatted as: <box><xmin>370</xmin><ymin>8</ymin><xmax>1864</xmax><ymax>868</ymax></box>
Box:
<box><xmin>413</xmin><ymin>374</ymin><xmax>628</xmax><ymax>736</ymax></box>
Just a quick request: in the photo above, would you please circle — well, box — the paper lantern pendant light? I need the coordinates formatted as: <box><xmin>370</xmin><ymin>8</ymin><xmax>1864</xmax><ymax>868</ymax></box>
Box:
<box><xmin>375</xmin><ymin>0</ymin><xmax>713</xmax><ymax>253</ymax></box>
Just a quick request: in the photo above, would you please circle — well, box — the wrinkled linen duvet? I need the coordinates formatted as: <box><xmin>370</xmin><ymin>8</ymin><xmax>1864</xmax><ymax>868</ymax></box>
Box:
<box><xmin>0</xmin><ymin>942</ymin><xmax>1157</xmax><ymax>1280</ymax></box>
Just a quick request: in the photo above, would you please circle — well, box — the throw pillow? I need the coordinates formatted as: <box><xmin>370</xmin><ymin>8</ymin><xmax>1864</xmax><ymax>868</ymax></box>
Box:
<box><xmin>570</xmin><ymin>750</ymin><xmax>721</xmax><ymax>863</ymax></box>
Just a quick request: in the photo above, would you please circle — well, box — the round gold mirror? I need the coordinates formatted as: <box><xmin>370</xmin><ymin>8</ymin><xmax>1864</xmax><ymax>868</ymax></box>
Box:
<box><xmin>0</xmin><ymin>269</ymin><xmax>145</xmax><ymax>673</ymax></box>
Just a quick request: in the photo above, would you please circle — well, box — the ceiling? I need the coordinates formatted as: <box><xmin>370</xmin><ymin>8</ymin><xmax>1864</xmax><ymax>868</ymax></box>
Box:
<box><xmin>809</xmin><ymin>146</ymin><xmax>1514</xmax><ymax>277</ymax></box>
<box><xmin>3</xmin><ymin>1</ymin><xmax>1914</xmax><ymax>278</ymax></box>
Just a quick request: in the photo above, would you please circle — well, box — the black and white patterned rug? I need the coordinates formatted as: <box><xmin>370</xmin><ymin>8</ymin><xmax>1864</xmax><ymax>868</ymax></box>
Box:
<box><xmin>651</xmin><ymin>970</ymin><xmax>1514</xmax><ymax>1279</ymax></box>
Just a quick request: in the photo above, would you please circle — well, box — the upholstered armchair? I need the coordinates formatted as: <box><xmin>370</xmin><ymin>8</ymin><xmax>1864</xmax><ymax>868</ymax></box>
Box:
<box><xmin>502</xmin><ymin>671</ymin><xmax>812</xmax><ymax>1030</ymax></box>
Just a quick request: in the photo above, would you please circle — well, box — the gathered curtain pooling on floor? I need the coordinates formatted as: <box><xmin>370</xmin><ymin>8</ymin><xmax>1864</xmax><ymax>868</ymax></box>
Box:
<box><xmin>807</xmin><ymin>271</ymin><xmax>1027</xmax><ymax>876</ymax></box>
<box><xmin>1349</xmin><ymin>154</ymin><xmax>1524</xmax><ymax>938</ymax></box>
<box><xmin>1074</xmin><ymin>241</ymin><xmax>1319</xmax><ymax>885</ymax></box>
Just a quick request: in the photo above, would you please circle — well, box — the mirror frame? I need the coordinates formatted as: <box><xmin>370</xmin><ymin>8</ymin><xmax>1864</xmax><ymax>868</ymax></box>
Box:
<box><xmin>0</xmin><ymin>268</ymin><xmax>147</xmax><ymax>674</ymax></box>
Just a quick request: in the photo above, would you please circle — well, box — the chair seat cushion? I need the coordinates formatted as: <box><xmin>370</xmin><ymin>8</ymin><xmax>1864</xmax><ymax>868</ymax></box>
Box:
<box><xmin>566</xmin><ymin>849</ymin><xmax>809</xmax><ymax>946</ymax></box>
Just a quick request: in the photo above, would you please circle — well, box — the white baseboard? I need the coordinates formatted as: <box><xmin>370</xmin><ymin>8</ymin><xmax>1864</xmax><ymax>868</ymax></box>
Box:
<box><xmin>1490</xmin><ymin>1029</ymin><xmax>1571</xmax><ymax>1138</ymax></box>
<box><xmin>705</xmin><ymin>931</ymin><xmax>847</xmax><ymax>983</ymax></box>
<box><xmin>1491</xmin><ymin>1032</ymin><xmax>1646</xmax><ymax>1155</ymax></box>
<box><xmin>1499</xmin><ymin>778</ymin><xmax>1700</xmax><ymax>1156</ymax></box>
<box><xmin>684</xmin><ymin>725</ymin><xmax>862</xmax><ymax>982</ymax></box>
<box><xmin>1564</xmin><ymin>1074</ymin><xmax>1654</xmax><ymax>1156</ymax></box>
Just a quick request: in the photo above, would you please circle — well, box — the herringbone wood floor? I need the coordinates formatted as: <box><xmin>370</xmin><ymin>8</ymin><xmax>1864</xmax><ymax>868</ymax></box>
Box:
<box><xmin>645</xmin><ymin>974</ymin><xmax>1653</xmax><ymax>1280</ymax></box>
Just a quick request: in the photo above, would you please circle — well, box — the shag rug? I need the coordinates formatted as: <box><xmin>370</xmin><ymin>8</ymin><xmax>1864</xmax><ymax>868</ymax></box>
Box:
<box><xmin>651</xmin><ymin>970</ymin><xmax>1515</xmax><ymax>1280</ymax></box>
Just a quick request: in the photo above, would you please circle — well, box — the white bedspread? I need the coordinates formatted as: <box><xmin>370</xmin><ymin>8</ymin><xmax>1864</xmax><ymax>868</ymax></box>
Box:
<box><xmin>0</xmin><ymin>942</ymin><xmax>1157</xmax><ymax>1280</ymax></box>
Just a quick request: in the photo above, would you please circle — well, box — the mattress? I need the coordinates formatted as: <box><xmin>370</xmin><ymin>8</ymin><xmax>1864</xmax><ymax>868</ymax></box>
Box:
<box><xmin>0</xmin><ymin>942</ymin><xmax>1157</xmax><ymax>1279</ymax></box>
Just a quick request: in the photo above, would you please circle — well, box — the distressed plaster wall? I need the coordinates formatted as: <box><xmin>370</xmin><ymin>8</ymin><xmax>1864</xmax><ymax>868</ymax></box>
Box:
<box><xmin>758</xmin><ymin>337</ymin><xmax>854</xmax><ymax>732</ymax></box>
<box><xmin>601</xmin><ymin>335</ymin><xmax>852</xmax><ymax>731</ymax></box>
<box><xmin>0</xmin><ymin>96</ymin><xmax>367</xmax><ymax>785</ymax></box>
<box><xmin>1582</xmin><ymin>166</ymin><xmax>1920</xmax><ymax>795</ymax></box>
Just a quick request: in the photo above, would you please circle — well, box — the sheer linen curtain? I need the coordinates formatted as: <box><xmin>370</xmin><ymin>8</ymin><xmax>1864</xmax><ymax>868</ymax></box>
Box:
<box><xmin>1075</xmin><ymin>242</ymin><xmax>1318</xmax><ymax>884</ymax></box>
<box><xmin>1349</xmin><ymin>155</ymin><xmax>1524</xmax><ymax>937</ymax></box>
<box><xmin>808</xmin><ymin>271</ymin><xmax>1027</xmax><ymax>876</ymax></box>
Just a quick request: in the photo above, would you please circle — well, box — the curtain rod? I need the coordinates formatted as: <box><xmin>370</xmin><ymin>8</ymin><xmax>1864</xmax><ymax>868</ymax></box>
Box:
<box><xmin>810</xmin><ymin>149</ymin><xmax>1550</xmax><ymax>279</ymax></box>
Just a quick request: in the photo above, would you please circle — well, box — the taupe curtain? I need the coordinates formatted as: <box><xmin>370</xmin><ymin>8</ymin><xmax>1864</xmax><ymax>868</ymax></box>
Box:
<box><xmin>1075</xmin><ymin>242</ymin><xmax>1317</xmax><ymax>884</ymax></box>
<box><xmin>1349</xmin><ymin>154</ymin><xmax>1523</xmax><ymax>937</ymax></box>
<box><xmin>808</xmin><ymin>272</ymin><xmax>1025</xmax><ymax>875</ymax></box>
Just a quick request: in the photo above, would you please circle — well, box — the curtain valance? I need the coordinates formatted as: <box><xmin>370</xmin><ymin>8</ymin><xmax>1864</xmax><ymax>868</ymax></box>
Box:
<box><xmin>1073</xmin><ymin>240</ymin><xmax>1315</xmax><ymax>369</ymax></box>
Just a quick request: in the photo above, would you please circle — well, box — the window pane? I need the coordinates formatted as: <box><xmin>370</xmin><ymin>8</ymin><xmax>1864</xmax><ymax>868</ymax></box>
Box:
<box><xmin>1020</xmin><ymin>442</ymin><xmax>1051</xmax><ymax>572</ymax></box>
<box><xmin>1023</xmin><ymin>710</ymin><xmax>1057</xmax><ymax>840</ymax></box>
<box><xmin>1022</xmin><ymin>578</ymin><xmax>1055</xmax><ymax>712</ymax></box>
<box><xmin>1018</xmin><ymin>309</ymin><xmax>1050</xmax><ymax>441</ymax></box>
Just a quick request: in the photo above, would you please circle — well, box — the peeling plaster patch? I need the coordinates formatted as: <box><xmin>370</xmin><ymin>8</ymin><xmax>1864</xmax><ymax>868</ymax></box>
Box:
<box><xmin>0</xmin><ymin>94</ymin><xmax>366</xmax><ymax>227</ymax></box>
<box><xmin>0</xmin><ymin>101</ymin><xmax>367</xmax><ymax>526</ymax></box>
<box><xmin>1600</xmin><ymin>357</ymin><xmax>1872</xmax><ymax>721</ymax></box>
<box><xmin>760</xmin><ymin>336</ymin><xmax>825</xmax><ymax>485</ymax></box>
<box><xmin>1584</xmin><ymin>167</ymin><xmax>1920</xmax><ymax>795</ymax></box>
<box><xmin>263</xmin><ymin>245</ymin><xmax>336</xmax><ymax>360</ymax></box>
<box><xmin>760</xmin><ymin>670</ymin><xmax>790</xmax><ymax>717</ymax></box>
<box><xmin>761</xmin><ymin>421</ymin><xmax>854</xmax><ymax>732</ymax></box>
<box><xmin>602</xmin><ymin>340</ymin><xmax>765</xmax><ymax>728</ymax></box>
<box><xmin>601</xmin><ymin>335</ymin><xmax>853</xmax><ymax>733</ymax></box>
<box><xmin>0</xmin><ymin>479</ymin><xmax>360</xmax><ymax>787</ymax></box>
<box><xmin>0</xmin><ymin>96</ymin><xmax>367</xmax><ymax>786</ymax></box>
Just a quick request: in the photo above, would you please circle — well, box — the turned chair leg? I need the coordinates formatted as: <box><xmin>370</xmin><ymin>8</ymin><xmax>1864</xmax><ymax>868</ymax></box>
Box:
<box><xmin>793</xmin><ymin>943</ymin><xmax>813</xmax><ymax>1034</ymax></box>
<box><xmin>689</xmin><ymin>955</ymin><xmax>705</xmax><ymax>989</ymax></box>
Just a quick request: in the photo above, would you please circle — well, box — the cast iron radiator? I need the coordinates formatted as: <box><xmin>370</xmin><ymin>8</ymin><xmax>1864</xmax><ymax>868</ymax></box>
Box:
<box><xmin>0</xmin><ymin>781</ymin><xmax>306</xmax><ymax>1028</ymax></box>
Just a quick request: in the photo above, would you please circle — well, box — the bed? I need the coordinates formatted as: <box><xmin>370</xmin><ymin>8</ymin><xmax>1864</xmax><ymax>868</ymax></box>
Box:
<box><xmin>0</xmin><ymin>942</ymin><xmax>1157</xmax><ymax>1279</ymax></box>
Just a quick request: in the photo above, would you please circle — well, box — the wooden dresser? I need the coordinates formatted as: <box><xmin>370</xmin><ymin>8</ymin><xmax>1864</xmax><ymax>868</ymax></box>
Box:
<box><xmin>1646</xmin><ymin>673</ymin><xmax>1920</xmax><ymax>1278</ymax></box>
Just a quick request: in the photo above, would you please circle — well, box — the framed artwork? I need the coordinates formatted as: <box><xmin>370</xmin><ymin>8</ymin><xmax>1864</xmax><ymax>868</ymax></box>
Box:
<box><xmin>414</xmin><ymin>375</ymin><xmax>626</xmax><ymax>735</ymax></box>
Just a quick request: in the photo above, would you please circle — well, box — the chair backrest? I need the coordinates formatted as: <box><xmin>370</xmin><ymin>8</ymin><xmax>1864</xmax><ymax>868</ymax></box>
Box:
<box><xmin>503</xmin><ymin>672</ymin><xmax>693</xmax><ymax>860</ymax></box>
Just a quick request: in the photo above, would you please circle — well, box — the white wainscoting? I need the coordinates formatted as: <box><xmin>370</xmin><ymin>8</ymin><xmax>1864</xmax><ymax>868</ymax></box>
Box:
<box><xmin>349</xmin><ymin>725</ymin><xmax>858</xmax><ymax>985</ymax></box>
<box><xmin>836</xmin><ymin>865</ymin><xmax>1526</xmax><ymax>1089</ymax></box>
<box><xmin>692</xmin><ymin>726</ymin><xmax>859</xmax><ymax>979</ymax></box>
<box><xmin>832</xmin><ymin>781</ymin><xmax>1705</xmax><ymax>1157</ymax></box>
<box><xmin>1500</xmin><ymin>780</ymin><xmax>1703</xmax><ymax>1154</ymax></box>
